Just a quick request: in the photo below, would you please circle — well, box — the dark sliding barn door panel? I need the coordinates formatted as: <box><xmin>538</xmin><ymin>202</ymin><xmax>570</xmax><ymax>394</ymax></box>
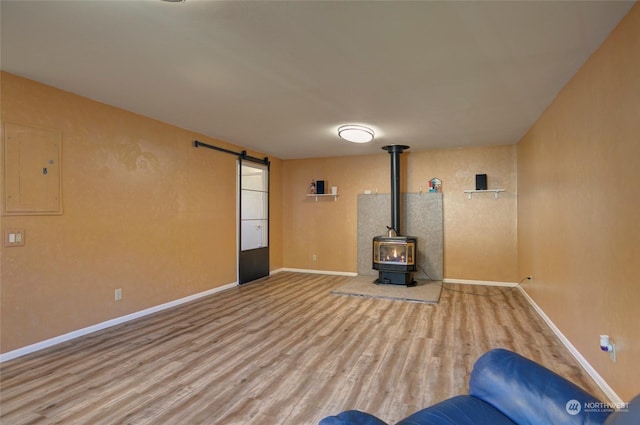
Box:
<box><xmin>238</xmin><ymin>160</ymin><xmax>269</xmax><ymax>284</ymax></box>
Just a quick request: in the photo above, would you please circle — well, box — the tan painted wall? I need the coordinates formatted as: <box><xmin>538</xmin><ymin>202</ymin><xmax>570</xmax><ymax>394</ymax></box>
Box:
<box><xmin>6</xmin><ymin>4</ymin><xmax>637</xmax><ymax>401</ymax></box>
<box><xmin>282</xmin><ymin>144</ymin><xmax>518</xmax><ymax>282</ymax></box>
<box><xmin>517</xmin><ymin>4</ymin><xmax>640</xmax><ymax>400</ymax></box>
<box><xmin>1</xmin><ymin>72</ymin><xmax>283</xmax><ymax>353</ymax></box>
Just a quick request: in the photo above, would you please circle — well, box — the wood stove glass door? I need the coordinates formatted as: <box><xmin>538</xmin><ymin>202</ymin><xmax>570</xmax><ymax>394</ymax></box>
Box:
<box><xmin>238</xmin><ymin>160</ymin><xmax>269</xmax><ymax>284</ymax></box>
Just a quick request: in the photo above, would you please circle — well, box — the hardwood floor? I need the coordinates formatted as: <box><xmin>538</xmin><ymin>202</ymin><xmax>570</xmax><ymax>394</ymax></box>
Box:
<box><xmin>0</xmin><ymin>272</ymin><xmax>606</xmax><ymax>424</ymax></box>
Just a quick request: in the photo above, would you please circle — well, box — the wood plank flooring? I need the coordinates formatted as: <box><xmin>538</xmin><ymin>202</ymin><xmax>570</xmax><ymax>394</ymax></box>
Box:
<box><xmin>0</xmin><ymin>272</ymin><xmax>606</xmax><ymax>424</ymax></box>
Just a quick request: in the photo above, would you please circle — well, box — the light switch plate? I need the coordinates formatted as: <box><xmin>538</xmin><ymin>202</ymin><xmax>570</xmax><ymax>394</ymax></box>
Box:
<box><xmin>4</xmin><ymin>229</ymin><xmax>25</xmax><ymax>247</ymax></box>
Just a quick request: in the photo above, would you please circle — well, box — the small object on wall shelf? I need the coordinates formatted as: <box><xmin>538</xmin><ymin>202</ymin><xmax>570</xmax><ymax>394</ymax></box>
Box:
<box><xmin>475</xmin><ymin>174</ymin><xmax>488</xmax><ymax>190</ymax></box>
<box><xmin>428</xmin><ymin>177</ymin><xmax>443</xmax><ymax>193</ymax></box>
<box><xmin>463</xmin><ymin>189</ymin><xmax>505</xmax><ymax>199</ymax></box>
<box><xmin>307</xmin><ymin>194</ymin><xmax>339</xmax><ymax>202</ymax></box>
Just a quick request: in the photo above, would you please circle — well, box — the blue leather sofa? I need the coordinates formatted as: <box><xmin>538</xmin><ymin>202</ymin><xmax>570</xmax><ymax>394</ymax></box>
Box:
<box><xmin>319</xmin><ymin>349</ymin><xmax>640</xmax><ymax>425</ymax></box>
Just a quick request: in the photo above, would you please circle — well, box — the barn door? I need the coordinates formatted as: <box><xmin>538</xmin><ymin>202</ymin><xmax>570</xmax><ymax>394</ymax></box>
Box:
<box><xmin>238</xmin><ymin>160</ymin><xmax>269</xmax><ymax>284</ymax></box>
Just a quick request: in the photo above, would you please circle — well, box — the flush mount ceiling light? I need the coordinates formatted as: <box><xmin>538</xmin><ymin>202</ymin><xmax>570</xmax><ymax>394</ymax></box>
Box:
<box><xmin>338</xmin><ymin>125</ymin><xmax>375</xmax><ymax>143</ymax></box>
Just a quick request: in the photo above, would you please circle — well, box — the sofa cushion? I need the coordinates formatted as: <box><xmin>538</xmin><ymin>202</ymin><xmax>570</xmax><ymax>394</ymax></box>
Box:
<box><xmin>396</xmin><ymin>395</ymin><xmax>517</xmax><ymax>425</ymax></box>
<box><xmin>469</xmin><ymin>349</ymin><xmax>610</xmax><ymax>425</ymax></box>
<box><xmin>318</xmin><ymin>410</ymin><xmax>388</xmax><ymax>425</ymax></box>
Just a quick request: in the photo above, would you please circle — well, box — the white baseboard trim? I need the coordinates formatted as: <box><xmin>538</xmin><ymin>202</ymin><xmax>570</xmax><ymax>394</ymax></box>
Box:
<box><xmin>0</xmin><ymin>281</ymin><xmax>238</xmax><ymax>363</ymax></box>
<box><xmin>443</xmin><ymin>278</ymin><xmax>518</xmax><ymax>287</ymax></box>
<box><xmin>277</xmin><ymin>268</ymin><xmax>358</xmax><ymax>277</ymax></box>
<box><xmin>517</xmin><ymin>286</ymin><xmax>622</xmax><ymax>405</ymax></box>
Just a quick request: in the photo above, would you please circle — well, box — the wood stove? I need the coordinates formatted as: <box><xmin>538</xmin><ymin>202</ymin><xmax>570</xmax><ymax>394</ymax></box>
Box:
<box><xmin>373</xmin><ymin>145</ymin><xmax>418</xmax><ymax>286</ymax></box>
<box><xmin>372</xmin><ymin>235</ymin><xmax>417</xmax><ymax>285</ymax></box>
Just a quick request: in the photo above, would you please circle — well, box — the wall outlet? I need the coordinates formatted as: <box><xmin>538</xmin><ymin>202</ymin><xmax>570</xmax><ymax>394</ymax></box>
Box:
<box><xmin>114</xmin><ymin>288</ymin><xmax>122</xmax><ymax>301</ymax></box>
<box><xmin>312</xmin><ymin>254</ymin><xmax>317</xmax><ymax>261</ymax></box>
<box><xmin>609</xmin><ymin>343</ymin><xmax>617</xmax><ymax>363</ymax></box>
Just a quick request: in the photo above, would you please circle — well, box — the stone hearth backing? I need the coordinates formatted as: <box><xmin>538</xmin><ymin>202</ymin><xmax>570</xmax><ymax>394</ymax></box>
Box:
<box><xmin>357</xmin><ymin>192</ymin><xmax>443</xmax><ymax>280</ymax></box>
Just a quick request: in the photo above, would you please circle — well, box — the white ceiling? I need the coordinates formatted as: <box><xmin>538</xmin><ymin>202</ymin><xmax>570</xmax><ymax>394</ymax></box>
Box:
<box><xmin>1</xmin><ymin>0</ymin><xmax>635</xmax><ymax>159</ymax></box>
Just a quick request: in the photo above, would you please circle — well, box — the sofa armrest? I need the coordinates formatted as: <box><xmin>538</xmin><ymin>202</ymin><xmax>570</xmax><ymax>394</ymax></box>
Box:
<box><xmin>605</xmin><ymin>395</ymin><xmax>640</xmax><ymax>425</ymax></box>
<box><xmin>397</xmin><ymin>395</ymin><xmax>516</xmax><ymax>425</ymax></box>
<box><xmin>469</xmin><ymin>349</ymin><xmax>610</xmax><ymax>425</ymax></box>
<box><xmin>318</xmin><ymin>410</ymin><xmax>388</xmax><ymax>425</ymax></box>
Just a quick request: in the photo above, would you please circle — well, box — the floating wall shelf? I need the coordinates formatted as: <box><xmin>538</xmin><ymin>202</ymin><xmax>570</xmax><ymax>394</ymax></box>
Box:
<box><xmin>463</xmin><ymin>189</ymin><xmax>505</xmax><ymax>199</ymax></box>
<box><xmin>307</xmin><ymin>194</ymin><xmax>339</xmax><ymax>202</ymax></box>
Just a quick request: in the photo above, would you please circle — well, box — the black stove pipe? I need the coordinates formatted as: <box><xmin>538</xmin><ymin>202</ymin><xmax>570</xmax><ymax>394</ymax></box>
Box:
<box><xmin>382</xmin><ymin>145</ymin><xmax>410</xmax><ymax>236</ymax></box>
